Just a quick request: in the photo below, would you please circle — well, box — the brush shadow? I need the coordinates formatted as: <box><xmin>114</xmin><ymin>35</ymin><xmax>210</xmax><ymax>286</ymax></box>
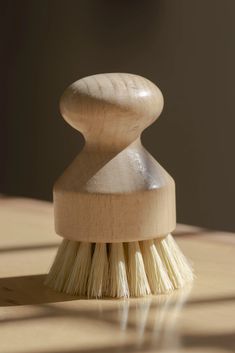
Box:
<box><xmin>0</xmin><ymin>274</ymin><xmax>77</xmax><ymax>306</ymax></box>
<box><xmin>4</xmin><ymin>288</ymin><xmax>235</xmax><ymax>353</ymax></box>
<box><xmin>23</xmin><ymin>332</ymin><xmax>235</xmax><ymax>353</ymax></box>
<box><xmin>1</xmin><ymin>282</ymin><xmax>235</xmax><ymax>353</ymax></box>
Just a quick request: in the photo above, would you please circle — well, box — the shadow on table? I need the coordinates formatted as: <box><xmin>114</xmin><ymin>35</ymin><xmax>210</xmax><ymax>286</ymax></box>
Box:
<box><xmin>0</xmin><ymin>274</ymin><xmax>76</xmax><ymax>306</ymax></box>
<box><xmin>1</xmin><ymin>285</ymin><xmax>234</xmax><ymax>353</ymax></box>
<box><xmin>23</xmin><ymin>332</ymin><xmax>235</xmax><ymax>353</ymax></box>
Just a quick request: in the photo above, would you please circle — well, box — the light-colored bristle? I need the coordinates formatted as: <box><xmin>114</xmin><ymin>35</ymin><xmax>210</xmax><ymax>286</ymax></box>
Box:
<box><xmin>109</xmin><ymin>243</ymin><xmax>129</xmax><ymax>298</ymax></box>
<box><xmin>155</xmin><ymin>236</ymin><xmax>185</xmax><ymax>289</ymax></box>
<box><xmin>53</xmin><ymin>241</ymin><xmax>79</xmax><ymax>292</ymax></box>
<box><xmin>140</xmin><ymin>240</ymin><xmax>173</xmax><ymax>294</ymax></box>
<box><xmin>87</xmin><ymin>243</ymin><xmax>108</xmax><ymax>298</ymax></box>
<box><xmin>46</xmin><ymin>234</ymin><xmax>193</xmax><ymax>298</ymax></box>
<box><xmin>45</xmin><ymin>239</ymin><xmax>69</xmax><ymax>287</ymax></box>
<box><xmin>46</xmin><ymin>240</ymin><xmax>79</xmax><ymax>292</ymax></box>
<box><xmin>64</xmin><ymin>242</ymin><xmax>92</xmax><ymax>296</ymax></box>
<box><xmin>165</xmin><ymin>234</ymin><xmax>194</xmax><ymax>283</ymax></box>
<box><xmin>127</xmin><ymin>241</ymin><xmax>151</xmax><ymax>297</ymax></box>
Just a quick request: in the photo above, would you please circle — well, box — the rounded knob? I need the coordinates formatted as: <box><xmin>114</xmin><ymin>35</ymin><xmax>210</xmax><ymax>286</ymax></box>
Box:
<box><xmin>60</xmin><ymin>73</ymin><xmax>164</xmax><ymax>148</ymax></box>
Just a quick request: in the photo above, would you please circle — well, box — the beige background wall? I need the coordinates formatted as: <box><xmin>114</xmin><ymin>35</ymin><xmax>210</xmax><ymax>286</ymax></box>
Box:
<box><xmin>1</xmin><ymin>0</ymin><xmax>235</xmax><ymax>231</ymax></box>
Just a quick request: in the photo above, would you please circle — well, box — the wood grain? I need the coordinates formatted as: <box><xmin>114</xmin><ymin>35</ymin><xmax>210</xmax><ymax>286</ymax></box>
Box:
<box><xmin>0</xmin><ymin>198</ymin><xmax>235</xmax><ymax>353</ymax></box>
<box><xmin>55</xmin><ymin>73</ymin><xmax>176</xmax><ymax>242</ymax></box>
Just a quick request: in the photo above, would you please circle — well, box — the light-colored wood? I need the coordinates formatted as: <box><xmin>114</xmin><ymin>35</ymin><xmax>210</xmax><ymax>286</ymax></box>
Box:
<box><xmin>0</xmin><ymin>198</ymin><xmax>235</xmax><ymax>353</ymax></box>
<box><xmin>55</xmin><ymin>73</ymin><xmax>176</xmax><ymax>242</ymax></box>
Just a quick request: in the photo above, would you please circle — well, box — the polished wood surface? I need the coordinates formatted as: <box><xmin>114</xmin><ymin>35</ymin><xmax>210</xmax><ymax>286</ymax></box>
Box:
<box><xmin>55</xmin><ymin>73</ymin><xmax>175</xmax><ymax>243</ymax></box>
<box><xmin>0</xmin><ymin>198</ymin><xmax>235</xmax><ymax>353</ymax></box>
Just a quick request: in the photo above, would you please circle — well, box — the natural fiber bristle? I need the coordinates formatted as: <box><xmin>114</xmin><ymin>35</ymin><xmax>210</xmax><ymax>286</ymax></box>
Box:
<box><xmin>65</xmin><ymin>242</ymin><xmax>92</xmax><ymax>296</ymax></box>
<box><xmin>140</xmin><ymin>240</ymin><xmax>173</xmax><ymax>294</ymax></box>
<box><xmin>87</xmin><ymin>243</ymin><xmax>108</xmax><ymax>298</ymax></box>
<box><xmin>165</xmin><ymin>234</ymin><xmax>194</xmax><ymax>283</ymax></box>
<box><xmin>46</xmin><ymin>234</ymin><xmax>193</xmax><ymax>298</ymax></box>
<box><xmin>109</xmin><ymin>243</ymin><xmax>129</xmax><ymax>298</ymax></box>
<box><xmin>127</xmin><ymin>241</ymin><xmax>151</xmax><ymax>297</ymax></box>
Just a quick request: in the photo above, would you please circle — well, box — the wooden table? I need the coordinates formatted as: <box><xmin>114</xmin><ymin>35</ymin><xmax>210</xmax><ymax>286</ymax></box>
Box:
<box><xmin>0</xmin><ymin>198</ymin><xmax>234</xmax><ymax>353</ymax></box>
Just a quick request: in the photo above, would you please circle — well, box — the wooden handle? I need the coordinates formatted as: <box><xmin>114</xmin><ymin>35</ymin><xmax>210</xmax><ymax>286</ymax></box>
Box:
<box><xmin>54</xmin><ymin>73</ymin><xmax>176</xmax><ymax>242</ymax></box>
<box><xmin>60</xmin><ymin>73</ymin><xmax>163</xmax><ymax>150</ymax></box>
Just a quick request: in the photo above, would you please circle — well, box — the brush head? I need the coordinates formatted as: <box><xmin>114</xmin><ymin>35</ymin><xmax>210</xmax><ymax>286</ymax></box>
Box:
<box><xmin>45</xmin><ymin>234</ymin><xmax>194</xmax><ymax>298</ymax></box>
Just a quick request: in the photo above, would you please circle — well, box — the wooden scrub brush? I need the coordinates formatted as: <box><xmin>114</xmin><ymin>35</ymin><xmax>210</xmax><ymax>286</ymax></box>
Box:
<box><xmin>45</xmin><ymin>73</ymin><xmax>193</xmax><ymax>298</ymax></box>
